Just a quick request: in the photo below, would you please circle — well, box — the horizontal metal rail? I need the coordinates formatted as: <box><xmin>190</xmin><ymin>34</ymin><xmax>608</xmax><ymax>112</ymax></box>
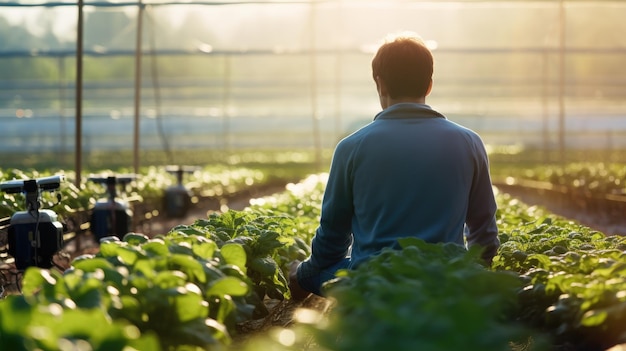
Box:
<box><xmin>2</xmin><ymin>46</ymin><xmax>626</xmax><ymax>59</ymax></box>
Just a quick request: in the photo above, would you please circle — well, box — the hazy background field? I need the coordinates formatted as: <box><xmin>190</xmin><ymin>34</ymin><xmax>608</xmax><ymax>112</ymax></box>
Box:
<box><xmin>1</xmin><ymin>0</ymin><xmax>625</xmax><ymax>169</ymax></box>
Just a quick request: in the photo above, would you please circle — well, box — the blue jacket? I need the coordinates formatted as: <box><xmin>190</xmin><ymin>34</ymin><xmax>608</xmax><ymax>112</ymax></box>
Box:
<box><xmin>298</xmin><ymin>103</ymin><xmax>499</xmax><ymax>279</ymax></box>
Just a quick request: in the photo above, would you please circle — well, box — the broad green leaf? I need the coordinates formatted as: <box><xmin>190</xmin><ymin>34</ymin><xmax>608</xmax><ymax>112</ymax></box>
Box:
<box><xmin>132</xmin><ymin>258</ymin><xmax>158</xmax><ymax>279</ymax></box>
<box><xmin>211</xmin><ymin>294</ymin><xmax>236</xmax><ymax>326</ymax></box>
<box><xmin>68</xmin><ymin>274</ymin><xmax>104</xmax><ymax>309</ymax></box>
<box><xmin>72</xmin><ymin>257</ymin><xmax>114</xmax><ymax>272</ymax></box>
<box><xmin>219</xmin><ymin>264</ymin><xmax>250</xmax><ymax>284</ymax></box>
<box><xmin>117</xmin><ymin>246</ymin><xmax>145</xmax><ymax>266</ymax></box>
<box><xmin>203</xmin><ymin>261</ymin><xmax>226</xmax><ymax>282</ymax></box>
<box><xmin>526</xmin><ymin>253</ymin><xmax>551</xmax><ymax>269</ymax></box>
<box><xmin>125</xmin><ymin>330</ymin><xmax>162</xmax><ymax>351</ymax></box>
<box><xmin>168</xmin><ymin>254</ymin><xmax>206</xmax><ymax>284</ymax></box>
<box><xmin>528</xmin><ymin>224</ymin><xmax>549</xmax><ymax>234</ymax></box>
<box><xmin>249</xmin><ymin>256</ymin><xmax>289</xmax><ymax>299</ymax></box>
<box><xmin>610</xmin><ymin>262</ymin><xmax>626</xmax><ymax>276</ymax></box>
<box><xmin>128</xmin><ymin>275</ymin><xmax>151</xmax><ymax>292</ymax></box>
<box><xmin>142</xmin><ymin>239</ymin><xmax>169</xmax><ymax>257</ymax></box>
<box><xmin>154</xmin><ymin>271</ymin><xmax>189</xmax><ymax>289</ymax></box>
<box><xmin>165</xmin><ymin>318</ymin><xmax>225</xmax><ymax>349</ymax></box>
<box><xmin>98</xmin><ymin>241</ymin><xmax>125</xmax><ymax>258</ymax></box>
<box><xmin>192</xmin><ymin>240</ymin><xmax>218</xmax><ymax>260</ymax></box>
<box><xmin>62</xmin><ymin>269</ymin><xmax>85</xmax><ymax>290</ymax></box>
<box><xmin>254</xmin><ymin>230</ymin><xmax>283</xmax><ymax>256</ymax></box>
<box><xmin>170</xmin><ymin>225</ymin><xmax>205</xmax><ymax>236</ymax></box>
<box><xmin>112</xmin><ymin>295</ymin><xmax>141</xmax><ymax>321</ymax></box>
<box><xmin>220</xmin><ymin>243</ymin><xmax>247</xmax><ymax>273</ymax></box>
<box><xmin>207</xmin><ymin>276</ymin><xmax>249</xmax><ymax>297</ymax></box>
<box><xmin>173</xmin><ymin>284</ymin><xmax>208</xmax><ymax>322</ymax></box>
<box><xmin>0</xmin><ymin>295</ymin><xmax>34</xmax><ymax>333</ymax></box>
<box><xmin>581</xmin><ymin>309</ymin><xmax>608</xmax><ymax>326</ymax></box>
<box><xmin>168</xmin><ymin>242</ymin><xmax>195</xmax><ymax>256</ymax></box>
<box><xmin>21</xmin><ymin>268</ymin><xmax>64</xmax><ymax>298</ymax></box>
<box><xmin>123</xmin><ymin>232</ymin><xmax>149</xmax><ymax>245</ymax></box>
<box><xmin>249</xmin><ymin>256</ymin><xmax>278</xmax><ymax>277</ymax></box>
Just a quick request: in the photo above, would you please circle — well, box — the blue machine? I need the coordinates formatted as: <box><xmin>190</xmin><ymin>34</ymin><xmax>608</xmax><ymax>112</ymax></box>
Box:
<box><xmin>89</xmin><ymin>175</ymin><xmax>134</xmax><ymax>242</ymax></box>
<box><xmin>0</xmin><ymin>175</ymin><xmax>64</xmax><ymax>270</ymax></box>
<box><xmin>164</xmin><ymin>165</ymin><xmax>196</xmax><ymax>218</ymax></box>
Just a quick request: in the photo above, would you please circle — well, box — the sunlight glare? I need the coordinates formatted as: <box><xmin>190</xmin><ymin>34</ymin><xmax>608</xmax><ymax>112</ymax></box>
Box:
<box><xmin>276</xmin><ymin>329</ymin><xmax>296</xmax><ymax>346</ymax></box>
<box><xmin>196</xmin><ymin>42</ymin><xmax>213</xmax><ymax>53</ymax></box>
<box><xmin>294</xmin><ymin>308</ymin><xmax>323</xmax><ymax>324</ymax></box>
<box><xmin>425</xmin><ymin>39</ymin><xmax>438</xmax><ymax>51</ymax></box>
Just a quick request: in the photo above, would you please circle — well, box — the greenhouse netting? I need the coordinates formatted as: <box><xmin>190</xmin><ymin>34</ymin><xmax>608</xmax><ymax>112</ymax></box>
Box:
<box><xmin>1</xmin><ymin>0</ymin><xmax>625</xmax><ymax>173</ymax></box>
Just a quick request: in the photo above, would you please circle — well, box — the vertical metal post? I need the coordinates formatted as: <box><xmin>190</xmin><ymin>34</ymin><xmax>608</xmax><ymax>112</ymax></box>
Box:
<box><xmin>310</xmin><ymin>1</ymin><xmax>322</xmax><ymax>171</ymax></box>
<box><xmin>334</xmin><ymin>51</ymin><xmax>342</xmax><ymax>143</ymax></box>
<box><xmin>558</xmin><ymin>0</ymin><xmax>566</xmax><ymax>163</ymax></box>
<box><xmin>133</xmin><ymin>2</ymin><xmax>144</xmax><ymax>174</ymax></box>
<box><xmin>75</xmin><ymin>0</ymin><xmax>84</xmax><ymax>187</ymax></box>
<box><xmin>334</xmin><ymin>1</ymin><xmax>343</xmax><ymax>143</ymax></box>
<box><xmin>58</xmin><ymin>56</ymin><xmax>67</xmax><ymax>166</ymax></box>
<box><xmin>542</xmin><ymin>51</ymin><xmax>549</xmax><ymax>163</ymax></box>
<box><xmin>222</xmin><ymin>55</ymin><xmax>231</xmax><ymax>154</ymax></box>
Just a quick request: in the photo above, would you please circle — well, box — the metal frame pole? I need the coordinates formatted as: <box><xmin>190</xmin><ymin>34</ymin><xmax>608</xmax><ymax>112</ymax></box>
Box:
<box><xmin>558</xmin><ymin>0</ymin><xmax>566</xmax><ymax>163</ymax></box>
<box><xmin>310</xmin><ymin>1</ymin><xmax>321</xmax><ymax>171</ymax></box>
<box><xmin>133</xmin><ymin>2</ymin><xmax>144</xmax><ymax>174</ymax></box>
<box><xmin>75</xmin><ymin>0</ymin><xmax>84</xmax><ymax>186</ymax></box>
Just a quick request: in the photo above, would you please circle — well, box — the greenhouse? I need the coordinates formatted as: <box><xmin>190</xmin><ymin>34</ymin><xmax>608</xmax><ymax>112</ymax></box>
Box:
<box><xmin>1</xmin><ymin>1</ymin><xmax>626</xmax><ymax>350</ymax></box>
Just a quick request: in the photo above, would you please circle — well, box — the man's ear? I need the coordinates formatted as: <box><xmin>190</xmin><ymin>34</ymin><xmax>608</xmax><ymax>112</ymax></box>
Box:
<box><xmin>425</xmin><ymin>78</ymin><xmax>433</xmax><ymax>97</ymax></box>
<box><xmin>375</xmin><ymin>76</ymin><xmax>388</xmax><ymax>96</ymax></box>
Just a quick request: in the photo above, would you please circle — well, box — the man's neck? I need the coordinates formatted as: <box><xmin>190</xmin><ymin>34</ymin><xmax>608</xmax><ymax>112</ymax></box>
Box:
<box><xmin>387</xmin><ymin>97</ymin><xmax>426</xmax><ymax>106</ymax></box>
<box><xmin>383</xmin><ymin>96</ymin><xmax>426</xmax><ymax>109</ymax></box>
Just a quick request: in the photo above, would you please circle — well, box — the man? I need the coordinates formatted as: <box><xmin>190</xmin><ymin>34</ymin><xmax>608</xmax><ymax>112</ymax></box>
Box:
<box><xmin>290</xmin><ymin>32</ymin><xmax>500</xmax><ymax>299</ymax></box>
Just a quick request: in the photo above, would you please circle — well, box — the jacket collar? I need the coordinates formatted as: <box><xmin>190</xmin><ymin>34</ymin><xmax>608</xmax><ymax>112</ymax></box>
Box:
<box><xmin>373</xmin><ymin>103</ymin><xmax>446</xmax><ymax>121</ymax></box>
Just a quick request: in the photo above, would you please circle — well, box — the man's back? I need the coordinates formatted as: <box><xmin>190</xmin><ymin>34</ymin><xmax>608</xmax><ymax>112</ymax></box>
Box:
<box><xmin>325</xmin><ymin>103</ymin><xmax>497</xmax><ymax>268</ymax></box>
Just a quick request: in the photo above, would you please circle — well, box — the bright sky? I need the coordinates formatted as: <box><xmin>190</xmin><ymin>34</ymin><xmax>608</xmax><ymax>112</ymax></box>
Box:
<box><xmin>1</xmin><ymin>3</ymin><xmax>313</xmax><ymax>45</ymax></box>
<box><xmin>3</xmin><ymin>7</ymin><xmax>76</xmax><ymax>40</ymax></box>
<box><xmin>2</xmin><ymin>1</ymin><xmax>625</xmax><ymax>51</ymax></box>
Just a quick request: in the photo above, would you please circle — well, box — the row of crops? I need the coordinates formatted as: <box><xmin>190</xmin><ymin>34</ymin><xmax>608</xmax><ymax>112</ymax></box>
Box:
<box><xmin>490</xmin><ymin>162</ymin><xmax>626</xmax><ymax>239</ymax></box>
<box><xmin>490</xmin><ymin>162</ymin><xmax>626</xmax><ymax>213</ymax></box>
<box><xmin>2</xmin><ymin>166</ymin><xmax>626</xmax><ymax>350</ymax></box>
<box><xmin>0</xmin><ymin>165</ymin><xmax>290</xmax><ymax>220</ymax></box>
<box><xmin>491</xmin><ymin>162</ymin><xmax>626</xmax><ymax>195</ymax></box>
<box><xmin>0</xmin><ymin>169</ymin><xmax>626</xmax><ymax>350</ymax></box>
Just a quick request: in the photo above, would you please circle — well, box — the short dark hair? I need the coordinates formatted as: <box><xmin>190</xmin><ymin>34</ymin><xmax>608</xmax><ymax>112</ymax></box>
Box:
<box><xmin>371</xmin><ymin>32</ymin><xmax>434</xmax><ymax>99</ymax></box>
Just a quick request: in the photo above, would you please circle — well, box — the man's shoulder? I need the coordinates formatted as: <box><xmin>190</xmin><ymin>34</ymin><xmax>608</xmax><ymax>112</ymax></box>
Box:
<box><xmin>443</xmin><ymin>118</ymin><xmax>482</xmax><ymax>137</ymax></box>
<box><xmin>339</xmin><ymin>121</ymin><xmax>376</xmax><ymax>143</ymax></box>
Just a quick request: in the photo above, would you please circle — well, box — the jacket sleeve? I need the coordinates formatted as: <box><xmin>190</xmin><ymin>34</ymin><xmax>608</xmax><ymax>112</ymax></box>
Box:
<box><xmin>298</xmin><ymin>140</ymin><xmax>354</xmax><ymax>279</ymax></box>
<box><xmin>465</xmin><ymin>136</ymin><xmax>500</xmax><ymax>263</ymax></box>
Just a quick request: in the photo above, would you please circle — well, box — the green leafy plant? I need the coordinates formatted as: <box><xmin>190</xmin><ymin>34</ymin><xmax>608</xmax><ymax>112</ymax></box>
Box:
<box><xmin>310</xmin><ymin>238</ymin><xmax>546</xmax><ymax>351</ymax></box>
<box><xmin>0</xmin><ymin>292</ymin><xmax>160</xmax><ymax>351</ymax></box>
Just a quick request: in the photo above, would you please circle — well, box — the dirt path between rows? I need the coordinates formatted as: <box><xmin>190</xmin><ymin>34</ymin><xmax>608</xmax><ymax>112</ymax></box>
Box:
<box><xmin>495</xmin><ymin>185</ymin><xmax>626</xmax><ymax>236</ymax></box>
